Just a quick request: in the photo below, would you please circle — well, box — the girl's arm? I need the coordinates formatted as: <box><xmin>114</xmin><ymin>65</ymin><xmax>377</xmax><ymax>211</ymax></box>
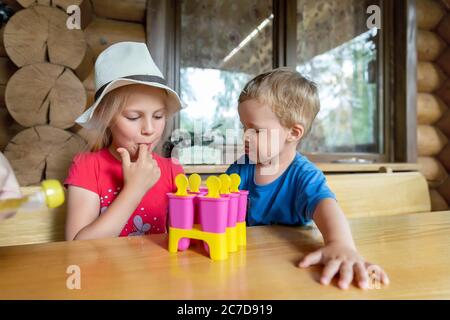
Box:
<box><xmin>65</xmin><ymin>185</ymin><xmax>147</xmax><ymax>240</ymax></box>
<box><xmin>298</xmin><ymin>198</ymin><xmax>389</xmax><ymax>290</ymax></box>
<box><xmin>65</xmin><ymin>144</ymin><xmax>160</xmax><ymax>240</ymax></box>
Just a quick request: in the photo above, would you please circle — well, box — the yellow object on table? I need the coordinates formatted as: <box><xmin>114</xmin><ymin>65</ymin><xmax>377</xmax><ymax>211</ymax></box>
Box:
<box><xmin>0</xmin><ymin>179</ymin><xmax>64</xmax><ymax>214</ymax></box>
<box><xmin>205</xmin><ymin>176</ymin><xmax>221</xmax><ymax>198</ymax></box>
<box><xmin>174</xmin><ymin>174</ymin><xmax>189</xmax><ymax>196</ymax></box>
<box><xmin>219</xmin><ymin>174</ymin><xmax>231</xmax><ymax>194</ymax></box>
<box><xmin>188</xmin><ymin>173</ymin><xmax>201</xmax><ymax>193</ymax></box>
<box><xmin>229</xmin><ymin>173</ymin><xmax>241</xmax><ymax>193</ymax></box>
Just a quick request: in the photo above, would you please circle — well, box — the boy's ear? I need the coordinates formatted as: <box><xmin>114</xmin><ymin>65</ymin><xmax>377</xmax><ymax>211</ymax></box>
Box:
<box><xmin>288</xmin><ymin>124</ymin><xmax>304</xmax><ymax>142</ymax></box>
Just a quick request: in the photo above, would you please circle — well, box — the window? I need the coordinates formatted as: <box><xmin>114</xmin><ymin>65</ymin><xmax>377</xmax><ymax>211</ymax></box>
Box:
<box><xmin>175</xmin><ymin>0</ymin><xmax>274</xmax><ymax>164</ymax></box>
<box><xmin>150</xmin><ymin>0</ymin><xmax>416</xmax><ymax>166</ymax></box>
<box><xmin>297</xmin><ymin>0</ymin><xmax>381</xmax><ymax>156</ymax></box>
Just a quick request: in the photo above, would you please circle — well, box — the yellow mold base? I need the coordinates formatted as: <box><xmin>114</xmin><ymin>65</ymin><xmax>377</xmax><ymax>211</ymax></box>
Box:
<box><xmin>169</xmin><ymin>224</ymin><xmax>246</xmax><ymax>261</ymax></box>
<box><xmin>236</xmin><ymin>221</ymin><xmax>247</xmax><ymax>247</ymax></box>
<box><xmin>226</xmin><ymin>226</ymin><xmax>238</xmax><ymax>253</ymax></box>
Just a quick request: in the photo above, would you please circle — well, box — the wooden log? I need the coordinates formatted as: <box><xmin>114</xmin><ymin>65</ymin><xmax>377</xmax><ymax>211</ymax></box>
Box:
<box><xmin>85</xmin><ymin>18</ymin><xmax>145</xmax><ymax>58</ymax></box>
<box><xmin>430</xmin><ymin>189</ymin><xmax>449</xmax><ymax>210</ymax></box>
<box><xmin>417</xmin><ymin>0</ymin><xmax>446</xmax><ymax>30</ymax></box>
<box><xmin>0</xmin><ymin>57</ymin><xmax>17</xmax><ymax>85</ymax></box>
<box><xmin>68</xmin><ymin>123</ymin><xmax>96</xmax><ymax>145</ymax></box>
<box><xmin>0</xmin><ymin>108</ymin><xmax>25</xmax><ymax>152</ymax></box>
<box><xmin>16</xmin><ymin>0</ymin><xmax>89</xmax><ymax>11</ymax></box>
<box><xmin>5</xmin><ymin>63</ymin><xmax>86</xmax><ymax>129</ymax></box>
<box><xmin>4</xmin><ymin>125</ymin><xmax>87</xmax><ymax>186</ymax></box>
<box><xmin>91</xmin><ymin>0</ymin><xmax>146</xmax><ymax>23</ymax></box>
<box><xmin>86</xmin><ymin>90</ymin><xmax>95</xmax><ymax>109</ymax></box>
<box><xmin>3</xmin><ymin>6</ymin><xmax>87</xmax><ymax>69</ymax></box>
<box><xmin>74</xmin><ymin>0</ymin><xmax>93</xmax><ymax>30</ymax></box>
<box><xmin>83</xmin><ymin>70</ymin><xmax>95</xmax><ymax>92</ymax></box>
<box><xmin>74</xmin><ymin>45</ymin><xmax>95</xmax><ymax>81</ymax></box>
<box><xmin>417</xmin><ymin>30</ymin><xmax>447</xmax><ymax>61</ymax></box>
<box><xmin>437</xmin><ymin>14</ymin><xmax>450</xmax><ymax>44</ymax></box>
<box><xmin>0</xmin><ymin>85</ymin><xmax>5</xmax><ymax>108</ymax></box>
<box><xmin>417</xmin><ymin>125</ymin><xmax>448</xmax><ymax>156</ymax></box>
<box><xmin>441</xmin><ymin>0</ymin><xmax>450</xmax><ymax>10</ymax></box>
<box><xmin>437</xmin><ymin>109</ymin><xmax>450</xmax><ymax>138</ymax></box>
<box><xmin>0</xmin><ymin>108</ymin><xmax>16</xmax><ymax>151</ymax></box>
<box><xmin>417</xmin><ymin>93</ymin><xmax>447</xmax><ymax>124</ymax></box>
<box><xmin>17</xmin><ymin>0</ymin><xmax>81</xmax><ymax>9</ymax></box>
<box><xmin>437</xmin><ymin>48</ymin><xmax>450</xmax><ymax>77</ymax></box>
<box><xmin>437</xmin><ymin>78</ymin><xmax>450</xmax><ymax>106</ymax></box>
<box><xmin>0</xmin><ymin>110</ymin><xmax>22</xmax><ymax>151</ymax></box>
<box><xmin>16</xmin><ymin>0</ymin><xmax>93</xmax><ymax>29</ymax></box>
<box><xmin>417</xmin><ymin>62</ymin><xmax>447</xmax><ymax>93</ymax></box>
<box><xmin>438</xmin><ymin>177</ymin><xmax>450</xmax><ymax>204</ymax></box>
<box><xmin>418</xmin><ymin>156</ymin><xmax>448</xmax><ymax>184</ymax></box>
<box><xmin>0</xmin><ymin>26</ymin><xmax>6</xmax><ymax>58</ymax></box>
<box><xmin>82</xmin><ymin>76</ymin><xmax>95</xmax><ymax>108</ymax></box>
<box><xmin>3</xmin><ymin>0</ymin><xmax>23</xmax><ymax>12</ymax></box>
<box><xmin>438</xmin><ymin>143</ymin><xmax>450</xmax><ymax>171</ymax></box>
<box><xmin>427</xmin><ymin>180</ymin><xmax>445</xmax><ymax>189</ymax></box>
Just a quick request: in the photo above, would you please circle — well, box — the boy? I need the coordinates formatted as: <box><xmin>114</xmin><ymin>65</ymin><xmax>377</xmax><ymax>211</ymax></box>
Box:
<box><xmin>226</xmin><ymin>68</ymin><xmax>389</xmax><ymax>290</ymax></box>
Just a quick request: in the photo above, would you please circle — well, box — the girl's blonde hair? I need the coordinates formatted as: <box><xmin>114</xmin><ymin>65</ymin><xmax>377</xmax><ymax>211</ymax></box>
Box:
<box><xmin>239</xmin><ymin>68</ymin><xmax>320</xmax><ymax>135</ymax></box>
<box><xmin>86</xmin><ymin>85</ymin><xmax>132</xmax><ymax>151</ymax></box>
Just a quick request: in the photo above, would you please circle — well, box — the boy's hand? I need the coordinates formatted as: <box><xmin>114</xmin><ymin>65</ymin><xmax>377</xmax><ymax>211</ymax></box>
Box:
<box><xmin>117</xmin><ymin>144</ymin><xmax>161</xmax><ymax>197</ymax></box>
<box><xmin>298</xmin><ymin>242</ymin><xmax>389</xmax><ymax>290</ymax></box>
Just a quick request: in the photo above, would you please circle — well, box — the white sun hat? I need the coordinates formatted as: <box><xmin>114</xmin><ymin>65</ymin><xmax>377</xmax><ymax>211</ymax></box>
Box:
<box><xmin>75</xmin><ymin>41</ymin><xmax>182</xmax><ymax>127</ymax></box>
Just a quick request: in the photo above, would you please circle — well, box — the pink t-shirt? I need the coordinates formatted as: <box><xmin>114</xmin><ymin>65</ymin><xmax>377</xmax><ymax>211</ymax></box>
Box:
<box><xmin>64</xmin><ymin>148</ymin><xmax>183</xmax><ymax>237</ymax></box>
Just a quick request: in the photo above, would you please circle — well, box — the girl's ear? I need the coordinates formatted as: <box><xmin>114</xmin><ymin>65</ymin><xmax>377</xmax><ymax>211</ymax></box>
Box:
<box><xmin>288</xmin><ymin>124</ymin><xmax>304</xmax><ymax>142</ymax></box>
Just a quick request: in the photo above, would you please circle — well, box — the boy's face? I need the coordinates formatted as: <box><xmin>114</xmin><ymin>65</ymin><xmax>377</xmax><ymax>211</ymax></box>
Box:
<box><xmin>110</xmin><ymin>85</ymin><xmax>167</xmax><ymax>161</ymax></box>
<box><xmin>238</xmin><ymin>99</ymin><xmax>292</xmax><ymax>165</ymax></box>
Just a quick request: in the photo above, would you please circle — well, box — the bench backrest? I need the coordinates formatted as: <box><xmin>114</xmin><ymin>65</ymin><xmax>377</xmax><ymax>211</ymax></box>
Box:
<box><xmin>326</xmin><ymin>172</ymin><xmax>431</xmax><ymax>218</ymax></box>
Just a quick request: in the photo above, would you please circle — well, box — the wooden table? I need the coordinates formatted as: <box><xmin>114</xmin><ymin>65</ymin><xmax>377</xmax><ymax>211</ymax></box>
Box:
<box><xmin>1</xmin><ymin>211</ymin><xmax>450</xmax><ymax>299</ymax></box>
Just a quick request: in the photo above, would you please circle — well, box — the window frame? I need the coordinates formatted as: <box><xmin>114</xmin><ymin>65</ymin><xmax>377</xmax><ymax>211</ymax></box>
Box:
<box><xmin>147</xmin><ymin>0</ymin><xmax>417</xmax><ymax>165</ymax></box>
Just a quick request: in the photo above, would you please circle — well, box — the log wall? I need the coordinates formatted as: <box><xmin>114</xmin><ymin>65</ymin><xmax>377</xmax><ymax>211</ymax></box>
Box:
<box><xmin>417</xmin><ymin>0</ymin><xmax>450</xmax><ymax>210</ymax></box>
<box><xmin>0</xmin><ymin>0</ymin><xmax>146</xmax><ymax>186</ymax></box>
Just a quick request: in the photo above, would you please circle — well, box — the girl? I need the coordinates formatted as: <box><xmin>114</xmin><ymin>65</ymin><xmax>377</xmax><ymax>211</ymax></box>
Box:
<box><xmin>64</xmin><ymin>42</ymin><xmax>183</xmax><ymax>240</ymax></box>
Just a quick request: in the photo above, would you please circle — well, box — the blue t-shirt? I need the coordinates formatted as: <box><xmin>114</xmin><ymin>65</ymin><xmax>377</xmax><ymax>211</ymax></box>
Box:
<box><xmin>226</xmin><ymin>153</ymin><xmax>336</xmax><ymax>226</ymax></box>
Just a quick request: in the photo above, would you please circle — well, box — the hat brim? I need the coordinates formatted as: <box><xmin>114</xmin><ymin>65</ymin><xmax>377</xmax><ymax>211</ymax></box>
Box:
<box><xmin>75</xmin><ymin>78</ymin><xmax>183</xmax><ymax>127</ymax></box>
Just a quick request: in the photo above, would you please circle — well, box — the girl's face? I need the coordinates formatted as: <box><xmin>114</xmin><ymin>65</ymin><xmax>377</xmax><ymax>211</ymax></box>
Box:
<box><xmin>109</xmin><ymin>85</ymin><xmax>167</xmax><ymax>161</ymax></box>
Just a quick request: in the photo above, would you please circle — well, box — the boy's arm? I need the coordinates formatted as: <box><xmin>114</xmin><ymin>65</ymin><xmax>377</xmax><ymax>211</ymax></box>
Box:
<box><xmin>298</xmin><ymin>198</ymin><xmax>389</xmax><ymax>290</ymax></box>
<box><xmin>312</xmin><ymin>198</ymin><xmax>356</xmax><ymax>249</ymax></box>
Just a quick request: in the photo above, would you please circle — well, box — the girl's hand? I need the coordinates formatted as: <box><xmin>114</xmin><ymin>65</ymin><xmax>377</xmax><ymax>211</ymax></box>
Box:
<box><xmin>117</xmin><ymin>144</ymin><xmax>161</xmax><ymax>197</ymax></box>
<box><xmin>298</xmin><ymin>242</ymin><xmax>389</xmax><ymax>290</ymax></box>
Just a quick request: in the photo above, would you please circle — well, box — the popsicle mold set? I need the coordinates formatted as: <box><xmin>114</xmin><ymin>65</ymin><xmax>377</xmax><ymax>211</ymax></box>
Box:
<box><xmin>167</xmin><ymin>173</ymin><xmax>249</xmax><ymax>261</ymax></box>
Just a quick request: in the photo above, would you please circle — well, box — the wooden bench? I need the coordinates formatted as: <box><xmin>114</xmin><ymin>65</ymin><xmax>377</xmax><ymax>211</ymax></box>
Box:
<box><xmin>326</xmin><ymin>171</ymin><xmax>430</xmax><ymax>219</ymax></box>
<box><xmin>0</xmin><ymin>171</ymin><xmax>431</xmax><ymax>247</ymax></box>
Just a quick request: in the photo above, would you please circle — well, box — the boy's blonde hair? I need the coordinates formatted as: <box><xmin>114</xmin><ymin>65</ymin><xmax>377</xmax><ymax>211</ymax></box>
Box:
<box><xmin>239</xmin><ymin>68</ymin><xmax>320</xmax><ymax>135</ymax></box>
